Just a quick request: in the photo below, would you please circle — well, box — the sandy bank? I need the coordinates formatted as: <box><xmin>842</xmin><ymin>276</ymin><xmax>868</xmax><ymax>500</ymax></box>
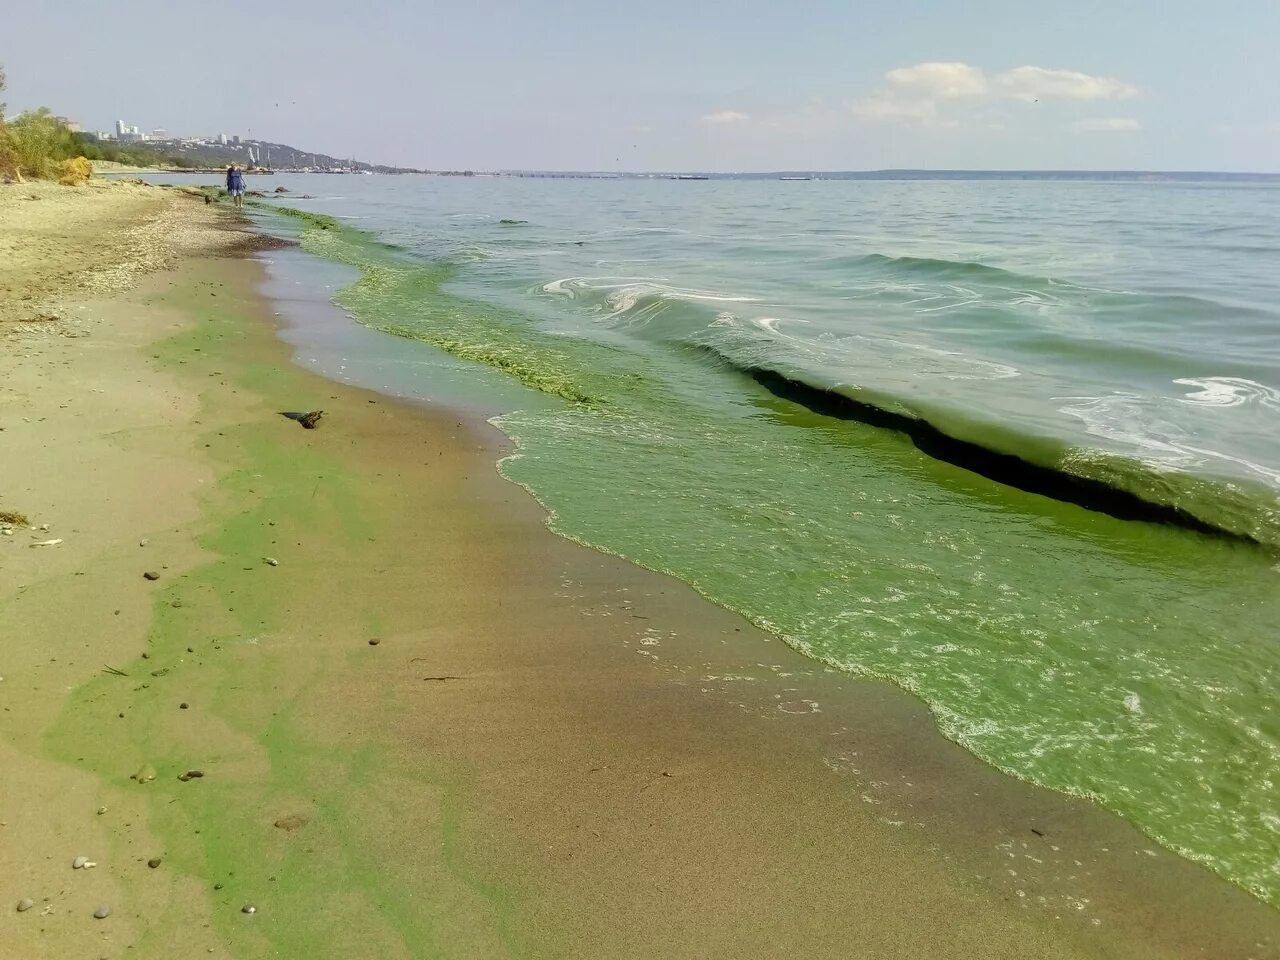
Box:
<box><xmin>1</xmin><ymin>183</ymin><xmax>1276</xmax><ymax>959</ymax></box>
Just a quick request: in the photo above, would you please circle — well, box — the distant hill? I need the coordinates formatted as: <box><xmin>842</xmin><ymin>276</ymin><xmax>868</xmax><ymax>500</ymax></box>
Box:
<box><xmin>82</xmin><ymin>134</ymin><xmax>422</xmax><ymax>174</ymax></box>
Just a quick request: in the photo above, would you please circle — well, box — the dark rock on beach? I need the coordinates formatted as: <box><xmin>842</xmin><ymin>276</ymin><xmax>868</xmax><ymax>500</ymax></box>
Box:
<box><xmin>281</xmin><ymin>410</ymin><xmax>324</xmax><ymax>429</ymax></box>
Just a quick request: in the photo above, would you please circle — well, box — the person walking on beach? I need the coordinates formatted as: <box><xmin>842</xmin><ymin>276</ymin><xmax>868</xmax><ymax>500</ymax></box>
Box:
<box><xmin>225</xmin><ymin>164</ymin><xmax>245</xmax><ymax>209</ymax></box>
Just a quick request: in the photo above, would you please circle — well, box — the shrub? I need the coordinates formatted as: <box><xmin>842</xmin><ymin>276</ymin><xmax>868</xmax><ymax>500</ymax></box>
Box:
<box><xmin>6</xmin><ymin>108</ymin><xmax>67</xmax><ymax>179</ymax></box>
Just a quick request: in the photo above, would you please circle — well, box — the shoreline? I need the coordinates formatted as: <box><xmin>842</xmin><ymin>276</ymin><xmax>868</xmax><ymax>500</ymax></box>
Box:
<box><xmin>2</xmin><ymin>182</ymin><xmax>1277</xmax><ymax>958</ymax></box>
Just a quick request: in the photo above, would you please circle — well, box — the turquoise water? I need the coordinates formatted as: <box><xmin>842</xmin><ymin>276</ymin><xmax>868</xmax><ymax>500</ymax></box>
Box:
<box><xmin>237</xmin><ymin>174</ymin><xmax>1276</xmax><ymax>907</ymax></box>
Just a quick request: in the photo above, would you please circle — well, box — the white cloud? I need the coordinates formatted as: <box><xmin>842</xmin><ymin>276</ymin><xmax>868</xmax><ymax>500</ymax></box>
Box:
<box><xmin>883</xmin><ymin>62</ymin><xmax>988</xmax><ymax>99</ymax></box>
<box><xmin>1071</xmin><ymin>117</ymin><xmax>1142</xmax><ymax>133</ymax></box>
<box><xmin>996</xmin><ymin>66</ymin><xmax>1137</xmax><ymax>102</ymax></box>
<box><xmin>703</xmin><ymin>110</ymin><xmax>751</xmax><ymax>125</ymax></box>
<box><xmin>852</xmin><ymin>62</ymin><xmax>1138</xmax><ymax>125</ymax></box>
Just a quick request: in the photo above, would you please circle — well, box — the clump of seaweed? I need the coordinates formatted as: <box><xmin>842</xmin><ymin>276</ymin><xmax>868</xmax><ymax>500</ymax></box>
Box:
<box><xmin>0</xmin><ymin>509</ymin><xmax>30</xmax><ymax>526</ymax></box>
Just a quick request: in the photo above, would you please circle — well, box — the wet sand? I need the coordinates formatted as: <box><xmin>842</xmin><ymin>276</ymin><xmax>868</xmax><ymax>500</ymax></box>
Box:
<box><xmin>1</xmin><ymin>183</ymin><xmax>1276</xmax><ymax>958</ymax></box>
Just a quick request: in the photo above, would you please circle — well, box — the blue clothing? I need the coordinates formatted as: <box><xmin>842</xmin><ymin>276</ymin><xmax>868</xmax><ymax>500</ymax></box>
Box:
<box><xmin>226</xmin><ymin>168</ymin><xmax>245</xmax><ymax>193</ymax></box>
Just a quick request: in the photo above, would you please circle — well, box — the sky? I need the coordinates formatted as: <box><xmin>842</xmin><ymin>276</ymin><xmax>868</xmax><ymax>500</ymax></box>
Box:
<box><xmin>4</xmin><ymin>0</ymin><xmax>1278</xmax><ymax>172</ymax></box>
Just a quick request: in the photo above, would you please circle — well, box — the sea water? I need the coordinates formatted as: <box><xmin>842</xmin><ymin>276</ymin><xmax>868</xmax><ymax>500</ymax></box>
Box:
<box><xmin>222</xmin><ymin>172</ymin><xmax>1277</xmax><ymax>906</ymax></box>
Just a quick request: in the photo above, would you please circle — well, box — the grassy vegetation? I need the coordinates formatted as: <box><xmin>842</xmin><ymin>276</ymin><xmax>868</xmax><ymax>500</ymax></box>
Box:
<box><xmin>1</xmin><ymin>66</ymin><xmax>107</xmax><ymax>182</ymax></box>
<box><xmin>0</xmin><ymin>63</ymin><xmax>160</xmax><ymax>182</ymax></box>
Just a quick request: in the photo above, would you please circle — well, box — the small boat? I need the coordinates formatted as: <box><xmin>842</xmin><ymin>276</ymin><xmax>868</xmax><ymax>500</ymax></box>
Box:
<box><xmin>672</xmin><ymin>174</ymin><xmax>710</xmax><ymax>181</ymax></box>
<box><xmin>780</xmin><ymin>176</ymin><xmax>812</xmax><ymax>181</ymax></box>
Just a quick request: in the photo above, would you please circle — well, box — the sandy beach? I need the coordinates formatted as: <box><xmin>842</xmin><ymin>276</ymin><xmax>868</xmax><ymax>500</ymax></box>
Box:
<box><xmin>2</xmin><ymin>181</ymin><xmax>1277</xmax><ymax>959</ymax></box>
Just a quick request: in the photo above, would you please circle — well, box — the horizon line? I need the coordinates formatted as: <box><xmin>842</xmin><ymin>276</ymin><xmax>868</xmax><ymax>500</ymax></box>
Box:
<box><xmin>473</xmin><ymin>166</ymin><xmax>1280</xmax><ymax>177</ymax></box>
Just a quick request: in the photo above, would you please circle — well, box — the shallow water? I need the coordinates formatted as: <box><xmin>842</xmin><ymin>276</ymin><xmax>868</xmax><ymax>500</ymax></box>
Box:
<box><xmin>163</xmin><ymin>171</ymin><xmax>1280</xmax><ymax>907</ymax></box>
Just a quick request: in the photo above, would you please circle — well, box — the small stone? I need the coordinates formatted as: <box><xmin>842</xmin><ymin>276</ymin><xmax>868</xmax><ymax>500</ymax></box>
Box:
<box><xmin>143</xmin><ymin>571</ymin><xmax>160</xmax><ymax>581</ymax></box>
<box><xmin>368</xmin><ymin>638</ymin><xmax>380</xmax><ymax>646</ymax></box>
<box><xmin>263</xmin><ymin>557</ymin><xmax>279</xmax><ymax>566</ymax></box>
<box><xmin>16</xmin><ymin>898</ymin><xmax>34</xmax><ymax>912</ymax></box>
<box><xmin>147</xmin><ymin>857</ymin><xmax>162</xmax><ymax>869</ymax></box>
<box><xmin>131</xmin><ymin>764</ymin><xmax>157</xmax><ymax>783</ymax></box>
<box><xmin>171</xmin><ymin>600</ymin><xmax>183</xmax><ymax>608</ymax></box>
<box><xmin>177</xmin><ymin>769</ymin><xmax>204</xmax><ymax>781</ymax></box>
<box><xmin>73</xmin><ymin>855</ymin><xmax>90</xmax><ymax>869</ymax></box>
<box><xmin>180</xmin><ymin>702</ymin><xmax>189</xmax><ymax>709</ymax></box>
<box><xmin>139</xmin><ymin>538</ymin><xmax>149</xmax><ymax>547</ymax></box>
<box><xmin>241</xmin><ymin>904</ymin><xmax>256</xmax><ymax>915</ymax></box>
<box><xmin>97</xmin><ymin>806</ymin><xmax>107</xmax><ymax>815</ymax></box>
<box><xmin>93</xmin><ymin>905</ymin><xmax>111</xmax><ymax>919</ymax></box>
<box><xmin>213</xmin><ymin>883</ymin><xmax>223</xmax><ymax>890</ymax></box>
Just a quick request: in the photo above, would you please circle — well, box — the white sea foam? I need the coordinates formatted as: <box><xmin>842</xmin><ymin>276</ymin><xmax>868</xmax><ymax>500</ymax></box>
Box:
<box><xmin>1174</xmin><ymin>377</ymin><xmax>1280</xmax><ymax>410</ymax></box>
<box><xmin>1058</xmin><ymin>392</ymin><xmax>1280</xmax><ymax>486</ymax></box>
<box><xmin>541</xmin><ymin>276</ymin><xmax>762</xmax><ymax>324</ymax></box>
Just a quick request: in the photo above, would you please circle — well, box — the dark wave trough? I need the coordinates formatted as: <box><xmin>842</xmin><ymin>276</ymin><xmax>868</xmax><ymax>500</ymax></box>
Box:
<box><xmin>733</xmin><ymin>362</ymin><xmax>1257</xmax><ymax>544</ymax></box>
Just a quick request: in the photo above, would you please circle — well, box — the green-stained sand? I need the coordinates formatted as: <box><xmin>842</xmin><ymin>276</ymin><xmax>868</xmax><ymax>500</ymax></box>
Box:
<box><xmin>41</xmin><ymin>270</ymin><xmax>525</xmax><ymax>958</ymax></box>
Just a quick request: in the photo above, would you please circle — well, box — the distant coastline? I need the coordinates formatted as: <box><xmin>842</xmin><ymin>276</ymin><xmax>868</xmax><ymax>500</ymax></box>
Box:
<box><xmin>490</xmin><ymin>168</ymin><xmax>1280</xmax><ymax>181</ymax></box>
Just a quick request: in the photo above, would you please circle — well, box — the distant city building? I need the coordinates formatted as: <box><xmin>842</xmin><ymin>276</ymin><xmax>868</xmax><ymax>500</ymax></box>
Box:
<box><xmin>232</xmin><ymin>135</ymin><xmax>240</xmax><ymax>145</ymax></box>
<box><xmin>219</xmin><ymin>132</ymin><xmax>228</xmax><ymax>145</ymax></box>
<box><xmin>113</xmin><ymin>120</ymin><xmax>145</xmax><ymax>142</ymax></box>
<box><xmin>150</xmin><ymin>128</ymin><xmax>168</xmax><ymax>140</ymax></box>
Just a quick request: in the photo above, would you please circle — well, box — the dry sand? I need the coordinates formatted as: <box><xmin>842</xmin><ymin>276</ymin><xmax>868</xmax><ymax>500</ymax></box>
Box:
<box><xmin>1</xmin><ymin>180</ymin><xmax>1277</xmax><ymax>959</ymax></box>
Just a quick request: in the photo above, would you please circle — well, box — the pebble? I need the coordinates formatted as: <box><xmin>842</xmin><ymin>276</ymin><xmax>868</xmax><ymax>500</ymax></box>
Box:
<box><xmin>178</xmin><ymin>769</ymin><xmax>205</xmax><ymax>781</ymax></box>
<box><xmin>16</xmin><ymin>898</ymin><xmax>34</xmax><ymax>912</ymax></box>
<box><xmin>97</xmin><ymin>806</ymin><xmax>107</xmax><ymax>815</ymax></box>
<box><xmin>241</xmin><ymin>904</ymin><xmax>256</xmax><ymax>915</ymax></box>
<box><xmin>93</xmin><ymin>905</ymin><xmax>111</xmax><ymax>919</ymax></box>
<box><xmin>131</xmin><ymin>764</ymin><xmax>157</xmax><ymax>783</ymax></box>
<box><xmin>368</xmin><ymin>638</ymin><xmax>380</xmax><ymax>646</ymax></box>
<box><xmin>139</xmin><ymin>538</ymin><xmax>149</xmax><ymax>547</ymax></box>
<box><xmin>263</xmin><ymin>557</ymin><xmax>279</xmax><ymax>566</ymax></box>
<box><xmin>72</xmin><ymin>855</ymin><xmax>92</xmax><ymax>869</ymax></box>
<box><xmin>147</xmin><ymin>857</ymin><xmax>162</xmax><ymax>869</ymax></box>
<box><xmin>180</xmin><ymin>702</ymin><xmax>189</xmax><ymax>709</ymax></box>
<box><xmin>143</xmin><ymin>571</ymin><xmax>160</xmax><ymax>581</ymax></box>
